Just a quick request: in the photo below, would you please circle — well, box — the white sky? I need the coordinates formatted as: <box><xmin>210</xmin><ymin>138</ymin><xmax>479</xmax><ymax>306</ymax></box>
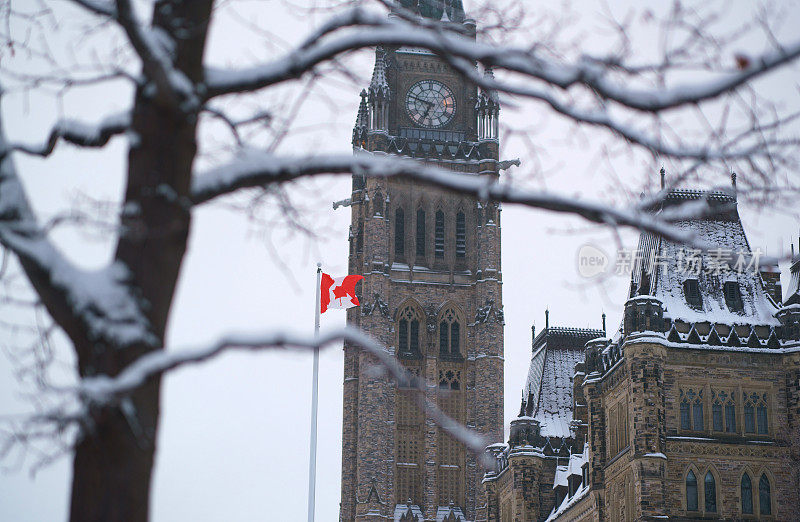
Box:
<box><xmin>1</xmin><ymin>1</ymin><xmax>799</xmax><ymax>521</ymax></box>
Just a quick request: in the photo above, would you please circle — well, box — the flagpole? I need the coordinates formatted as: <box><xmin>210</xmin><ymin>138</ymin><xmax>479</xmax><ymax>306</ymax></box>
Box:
<box><xmin>308</xmin><ymin>263</ymin><xmax>321</xmax><ymax>522</ymax></box>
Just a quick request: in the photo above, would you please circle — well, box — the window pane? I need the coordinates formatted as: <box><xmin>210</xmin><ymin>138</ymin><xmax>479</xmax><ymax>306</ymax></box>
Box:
<box><xmin>741</xmin><ymin>474</ymin><xmax>753</xmax><ymax>514</ymax></box>
<box><xmin>725</xmin><ymin>404</ymin><xmax>736</xmax><ymax>433</ymax></box>
<box><xmin>712</xmin><ymin>403</ymin><xmax>723</xmax><ymax>431</ymax></box>
<box><xmin>455</xmin><ymin>212</ymin><xmax>466</xmax><ymax>258</ymax></box>
<box><xmin>759</xmin><ymin>474</ymin><xmax>771</xmax><ymax>515</ymax></box>
<box><xmin>439</xmin><ymin>321</ymin><xmax>448</xmax><ymax>355</ymax></box>
<box><xmin>395</xmin><ymin>208</ymin><xmax>405</xmax><ymax>256</ymax></box>
<box><xmin>416</xmin><ymin>209</ymin><xmax>425</xmax><ymax>257</ymax></box>
<box><xmin>435</xmin><ymin>211</ymin><xmax>444</xmax><ymax>258</ymax></box>
<box><xmin>450</xmin><ymin>322</ymin><xmax>460</xmax><ymax>355</ymax></box>
<box><xmin>757</xmin><ymin>405</ymin><xmax>768</xmax><ymax>434</ymax></box>
<box><xmin>693</xmin><ymin>401</ymin><xmax>704</xmax><ymax>431</ymax></box>
<box><xmin>399</xmin><ymin>320</ymin><xmax>408</xmax><ymax>353</ymax></box>
<box><xmin>681</xmin><ymin>402</ymin><xmax>691</xmax><ymax>430</ymax></box>
<box><xmin>686</xmin><ymin>471</ymin><xmax>698</xmax><ymax>511</ymax></box>
<box><xmin>410</xmin><ymin>320</ymin><xmax>419</xmax><ymax>353</ymax></box>
<box><xmin>744</xmin><ymin>404</ymin><xmax>755</xmax><ymax>433</ymax></box>
<box><xmin>704</xmin><ymin>472</ymin><xmax>716</xmax><ymax>512</ymax></box>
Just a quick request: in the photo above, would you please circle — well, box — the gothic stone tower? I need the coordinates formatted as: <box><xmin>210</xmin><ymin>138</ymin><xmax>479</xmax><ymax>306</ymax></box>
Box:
<box><xmin>339</xmin><ymin>2</ymin><xmax>504</xmax><ymax>521</ymax></box>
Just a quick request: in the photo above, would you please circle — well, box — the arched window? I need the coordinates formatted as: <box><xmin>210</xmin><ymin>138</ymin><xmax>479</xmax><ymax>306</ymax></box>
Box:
<box><xmin>704</xmin><ymin>471</ymin><xmax>716</xmax><ymax>513</ymax></box>
<box><xmin>741</xmin><ymin>473</ymin><xmax>753</xmax><ymax>514</ymax></box>
<box><xmin>455</xmin><ymin>211</ymin><xmax>466</xmax><ymax>258</ymax></box>
<box><xmin>438</xmin><ymin>307</ymin><xmax>462</xmax><ymax>358</ymax></box>
<box><xmin>395</xmin><ymin>207</ymin><xmax>405</xmax><ymax>256</ymax></box>
<box><xmin>686</xmin><ymin>470</ymin><xmax>698</xmax><ymax>511</ymax></box>
<box><xmin>434</xmin><ymin>210</ymin><xmax>445</xmax><ymax>258</ymax></box>
<box><xmin>759</xmin><ymin>474</ymin><xmax>771</xmax><ymax>515</ymax></box>
<box><xmin>416</xmin><ymin>208</ymin><xmax>426</xmax><ymax>257</ymax></box>
<box><xmin>398</xmin><ymin>304</ymin><xmax>421</xmax><ymax>357</ymax></box>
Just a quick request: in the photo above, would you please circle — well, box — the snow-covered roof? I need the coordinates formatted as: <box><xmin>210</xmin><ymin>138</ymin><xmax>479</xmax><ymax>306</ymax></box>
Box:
<box><xmin>394</xmin><ymin>503</ymin><xmax>423</xmax><ymax>522</ymax></box>
<box><xmin>435</xmin><ymin>503</ymin><xmax>466</xmax><ymax>522</ymax></box>
<box><xmin>553</xmin><ymin>465</ymin><xmax>569</xmax><ymax>489</ymax></box>
<box><xmin>522</xmin><ymin>325</ymin><xmax>603</xmax><ymax>439</ymax></box>
<box><xmin>630</xmin><ymin>191</ymin><xmax>780</xmax><ymax>327</ymax></box>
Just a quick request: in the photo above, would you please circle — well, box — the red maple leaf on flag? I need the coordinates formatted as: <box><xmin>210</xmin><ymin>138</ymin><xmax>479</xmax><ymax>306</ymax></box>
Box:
<box><xmin>320</xmin><ymin>273</ymin><xmax>363</xmax><ymax>313</ymax></box>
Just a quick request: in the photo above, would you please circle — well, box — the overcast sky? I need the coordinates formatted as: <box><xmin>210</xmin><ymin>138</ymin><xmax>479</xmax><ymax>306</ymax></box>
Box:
<box><xmin>1</xmin><ymin>1</ymin><xmax>799</xmax><ymax>521</ymax></box>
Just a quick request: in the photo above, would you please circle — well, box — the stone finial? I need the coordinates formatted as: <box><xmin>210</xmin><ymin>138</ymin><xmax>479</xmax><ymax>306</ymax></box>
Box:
<box><xmin>602</xmin><ymin>312</ymin><xmax>606</xmax><ymax>335</ymax></box>
<box><xmin>660</xmin><ymin>166</ymin><xmax>665</xmax><ymax>189</ymax></box>
<box><xmin>731</xmin><ymin>171</ymin><xmax>737</xmax><ymax>187</ymax></box>
<box><xmin>545</xmin><ymin>309</ymin><xmax>549</xmax><ymax>329</ymax></box>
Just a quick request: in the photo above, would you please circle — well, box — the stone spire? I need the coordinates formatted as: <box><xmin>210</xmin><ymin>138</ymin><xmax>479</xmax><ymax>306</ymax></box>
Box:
<box><xmin>368</xmin><ymin>47</ymin><xmax>390</xmax><ymax>100</ymax></box>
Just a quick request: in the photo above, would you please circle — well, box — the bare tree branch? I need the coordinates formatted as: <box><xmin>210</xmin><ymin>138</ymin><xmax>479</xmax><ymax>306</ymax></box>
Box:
<box><xmin>190</xmin><ymin>149</ymin><xmax>710</xmax><ymax>245</ymax></box>
<box><xmin>0</xmin><ymin>112</ymin><xmax>130</xmax><ymax>158</ymax></box>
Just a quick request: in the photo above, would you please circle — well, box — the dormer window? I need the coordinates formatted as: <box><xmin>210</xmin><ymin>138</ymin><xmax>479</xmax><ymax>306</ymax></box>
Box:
<box><xmin>724</xmin><ymin>281</ymin><xmax>743</xmax><ymax>312</ymax></box>
<box><xmin>683</xmin><ymin>279</ymin><xmax>702</xmax><ymax>308</ymax></box>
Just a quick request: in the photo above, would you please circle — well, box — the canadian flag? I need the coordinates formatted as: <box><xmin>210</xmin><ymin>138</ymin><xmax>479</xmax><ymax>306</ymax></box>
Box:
<box><xmin>320</xmin><ymin>273</ymin><xmax>364</xmax><ymax>313</ymax></box>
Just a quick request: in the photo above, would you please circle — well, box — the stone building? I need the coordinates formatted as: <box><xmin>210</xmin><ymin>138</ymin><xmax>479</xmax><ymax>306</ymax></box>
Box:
<box><xmin>339</xmin><ymin>2</ymin><xmax>505</xmax><ymax>521</ymax></box>
<box><xmin>483</xmin><ymin>184</ymin><xmax>800</xmax><ymax>521</ymax></box>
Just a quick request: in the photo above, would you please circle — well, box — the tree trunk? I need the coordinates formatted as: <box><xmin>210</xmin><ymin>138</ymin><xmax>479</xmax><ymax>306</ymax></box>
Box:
<box><xmin>68</xmin><ymin>2</ymin><xmax>213</xmax><ymax>521</ymax></box>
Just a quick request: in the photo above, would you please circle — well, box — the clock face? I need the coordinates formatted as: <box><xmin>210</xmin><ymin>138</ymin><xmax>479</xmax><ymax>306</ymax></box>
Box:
<box><xmin>405</xmin><ymin>80</ymin><xmax>456</xmax><ymax>128</ymax></box>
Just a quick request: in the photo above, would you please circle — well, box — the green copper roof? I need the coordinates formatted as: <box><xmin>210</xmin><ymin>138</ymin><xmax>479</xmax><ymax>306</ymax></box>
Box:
<box><xmin>399</xmin><ymin>0</ymin><xmax>465</xmax><ymax>23</ymax></box>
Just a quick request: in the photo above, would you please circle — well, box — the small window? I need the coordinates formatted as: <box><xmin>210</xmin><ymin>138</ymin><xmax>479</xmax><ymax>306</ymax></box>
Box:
<box><xmin>686</xmin><ymin>471</ymin><xmax>698</xmax><ymax>511</ymax></box>
<box><xmin>681</xmin><ymin>400</ymin><xmax>691</xmax><ymax>430</ymax></box>
<box><xmin>434</xmin><ymin>210</ymin><xmax>445</xmax><ymax>258</ymax></box>
<box><xmin>725</xmin><ymin>403</ymin><xmax>736</xmax><ymax>433</ymax></box>
<box><xmin>395</xmin><ymin>208</ymin><xmax>405</xmax><ymax>256</ymax></box>
<box><xmin>684</xmin><ymin>279</ymin><xmax>702</xmax><ymax>307</ymax></box>
<box><xmin>450</xmin><ymin>322</ymin><xmax>460</xmax><ymax>354</ymax></box>
<box><xmin>724</xmin><ymin>281</ymin><xmax>744</xmax><ymax>312</ymax></box>
<box><xmin>455</xmin><ymin>211</ymin><xmax>466</xmax><ymax>258</ymax></box>
<box><xmin>704</xmin><ymin>472</ymin><xmax>717</xmax><ymax>513</ymax></box>
<box><xmin>757</xmin><ymin>405</ymin><xmax>768</xmax><ymax>434</ymax></box>
<box><xmin>415</xmin><ymin>209</ymin><xmax>426</xmax><ymax>257</ymax></box>
<box><xmin>744</xmin><ymin>403</ymin><xmax>755</xmax><ymax>433</ymax></box>
<box><xmin>741</xmin><ymin>474</ymin><xmax>753</xmax><ymax>514</ymax></box>
<box><xmin>693</xmin><ymin>400</ymin><xmax>704</xmax><ymax>431</ymax></box>
<box><xmin>759</xmin><ymin>474</ymin><xmax>771</xmax><ymax>515</ymax></box>
<box><xmin>439</xmin><ymin>321</ymin><xmax>448</xmax><ymax>354</ymax></box>
<box><xmin>712</xmin><ymin>403</ymin><xmax>723</xmax><ymax>431</ymax></box>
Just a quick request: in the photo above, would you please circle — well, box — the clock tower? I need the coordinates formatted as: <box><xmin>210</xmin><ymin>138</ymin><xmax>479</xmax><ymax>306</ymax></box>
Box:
<box><xmin>340</xmin><ymin>2</ymin><xmax>504</xmax><ymax>521</ymax></box>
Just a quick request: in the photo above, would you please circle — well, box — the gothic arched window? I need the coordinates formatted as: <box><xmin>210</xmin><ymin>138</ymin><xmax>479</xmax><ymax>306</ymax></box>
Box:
<box><xmin>438</xmin><ymin>307</ymin><xmax>462</xmax><ymax>358</ymax></box>
<box><xmin>455</xmin><ymin>211</ymin><xmax>466</xmax><ymax>258</ymax></box>
<box><xmin>416</xmin><ymin>208</ymin><xmax>426</xmax><ymax>257</ymax></box>
<box><xmin>704</xmin><ymin>471</ymin><xmax>717</xmax><ymax>513</ymax></box>
<box><xmin>395</xmin><ymin>207</ymin><xmax>405</xmax><ymax>257</ymax></box>
<box><xmin>398</xmin><ymin>304</ymin><xmax>421</xmax><ymax>357</ymax></box>
<box><xmin>759</xmin><ymin>474</ymin><xmax>771</xmax><ymax>515</ymax></box>
<box><xmin>434</xmin><ymin>210</ymin><xmax>445</xmax><ymax>258</ymax></box>
<box><xmin>686</xmin><ymin>470</ymin><xmax>698</xmax><ymax>511</ymax></box>
<box><xmin>741</xmin><ymin>473</ymin><xmax>753</xmax><ymax>514</ymax></box>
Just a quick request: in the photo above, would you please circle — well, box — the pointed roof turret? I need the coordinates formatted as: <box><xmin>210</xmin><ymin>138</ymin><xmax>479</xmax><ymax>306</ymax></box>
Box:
<box><xmin>398</xmin><ymin>0</ymin><xmax>465</xmax><ymax>23</ymax></box>
<box><xmin>368</xmin><ymin>47</ymin><xmax>390</xmax><ymax>100</ymax></box>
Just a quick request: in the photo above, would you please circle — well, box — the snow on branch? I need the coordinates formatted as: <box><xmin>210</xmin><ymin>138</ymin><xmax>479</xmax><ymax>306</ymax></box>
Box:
<box><xmin>0</xmin><ymin>112</ymin><xmax>130</xmax><ymax>159</ymax></box>
<box><xmin>191</xmin><ymin>149</ymin><xmax>701</xmax><ymax>246</ymax></box>
<box><xmin>113</xmin><ymin>0</ymin><xmax>194</xmax><ymax>106</ymax></box>
<box><xmin>0</xmin><ymin>107</ymin><xmax>154</xmax><ymax>352</ymax></box>
<box><xmin>203</xmin><ymin>7</ymin><xmax>800</xmax><ymax>114</ymax></box>
<box><xmin>60</xmin><ymin>327</ymin><xmax>488</xmax><ymax>463</ymax></box>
